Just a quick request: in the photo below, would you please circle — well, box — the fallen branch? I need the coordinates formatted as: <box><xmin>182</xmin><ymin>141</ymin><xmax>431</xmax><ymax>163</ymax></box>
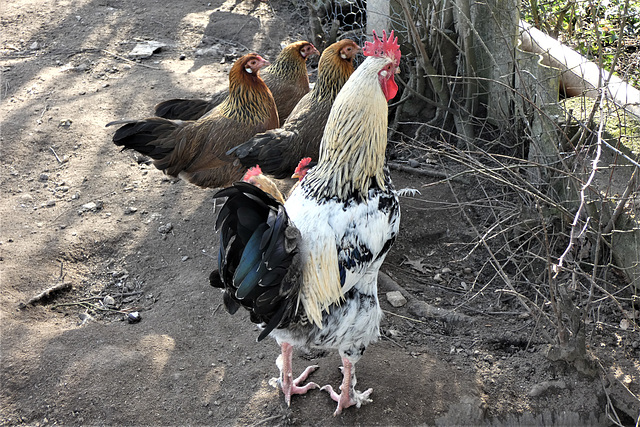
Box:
<box><xmin>19</xmin><ymin>282</ymin><xmax>72</xmax><ymax>309</ymax></box>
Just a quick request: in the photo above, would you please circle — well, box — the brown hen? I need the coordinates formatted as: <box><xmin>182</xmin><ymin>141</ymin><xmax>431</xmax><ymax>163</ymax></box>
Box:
<box><xmin>107</xmin><ymin>54</ymin><xmax>278</xmax><ymax>189</ymax></box>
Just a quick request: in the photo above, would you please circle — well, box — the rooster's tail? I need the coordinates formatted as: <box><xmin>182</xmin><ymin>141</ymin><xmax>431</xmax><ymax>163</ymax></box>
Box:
<box><xmin>212</xmin><ymin>181</ymin><xmax>302</xmax><ymax>341</ymax></box>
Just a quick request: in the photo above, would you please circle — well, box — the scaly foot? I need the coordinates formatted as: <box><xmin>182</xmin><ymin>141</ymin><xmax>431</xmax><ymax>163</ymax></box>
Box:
<box><xmin>320</xmin><ymin>357</ymin><xmax>372</xmax><ymax>415</ymax></box>
<box><xmin>269</xmin><ymin>342</ymin><xmax>319</xmax><ymax>406</ymax></box>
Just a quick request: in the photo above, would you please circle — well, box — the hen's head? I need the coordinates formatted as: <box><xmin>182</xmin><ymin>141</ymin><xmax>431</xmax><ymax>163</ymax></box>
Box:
<box><xmin>335</xmin><ymin>39</ymin><xmax>360</xmax><ymax>61</ymax></box>
<box><xmin>363</xmin><ymin>30</ymin><xmax>401</xmax><ymax>101</ymax></box>
<box><xmin>291</xmin><ymin>157</ymin><xmax>315</xmax><ymax>180</ymax></box>
<box><xmin>280</xmin><ymin>40</ymin><xmax>319</xmax><ymax>62</ymax></box>
<box><xmin>242</xmin><ymin>165</ymin><xmax>263</xmax><ymax>182</ymax></box>
<box><xmin>240</xmin><ymin>54</ymin><xmax>270</xmax><ymax>75</ymax></box>
<box><xmin>299</xmin><ymin>41</ymin><xmax>320</xmax><ymax>59</ymax></box>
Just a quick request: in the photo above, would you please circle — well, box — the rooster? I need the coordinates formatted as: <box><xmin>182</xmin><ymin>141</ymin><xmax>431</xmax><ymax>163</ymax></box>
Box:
<box><xmin>210</xmin><ymin>31</ymin><xmax>401</xmax><ymax>415</ymax></box>
<box><xmin>228</xmin><ymin>39</ymin><xmax>359</xmax><ymax>179</ymax></box>
<box><xmin>155</xmin><ymin>41</ymin><xmax>319</xmax><ymax>125</ymax></box>
<box><xmin>107</xmin><ymin>54</ymin><xmax>278</xmax><ymax>189</ymax></box>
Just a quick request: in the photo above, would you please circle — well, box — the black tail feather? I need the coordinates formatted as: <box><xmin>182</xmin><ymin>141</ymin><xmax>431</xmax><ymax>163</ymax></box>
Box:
<box><xmin>211</xmin><ymin>182</ymin><xmax>301</xmax><ymax>339</ymax></box>
<box><xmin>227</xmin><ymin>130</ymin><xmax>295</xmax><ymax>179</ymax></box>
<box><xmin>154</xmin><ymin>98</ymin><xmax>212</xmax><ymax>120</ymax></box>
<box><xmin>108</xmin><ymin>117</ymin><xmax>179</xmax><ymax>160</ymax></box>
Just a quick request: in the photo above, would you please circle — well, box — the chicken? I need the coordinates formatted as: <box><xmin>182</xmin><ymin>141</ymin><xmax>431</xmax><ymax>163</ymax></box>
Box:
<box><xmin>155</xmin><ymin>41</ymin><xmax>319</xmax><ymax>125</ymax></box>
<box><xmin>227</xmin><ymin>39</ymin><xmax>359</xmax><ymax>179</ymax></box>
<box><xmin>242</xmin><ymin>157</ymin><xmax>314</xmax><ymax>204</ymax></box>
<box><xmin>107</xmin><ymin>54</ymin><xmax>278</xmax><ymax>189</ymax></box>
<box><xmin>210</xmin><ymin>30</ymin><xmax>401</xmax><ymax>415</ymax></box>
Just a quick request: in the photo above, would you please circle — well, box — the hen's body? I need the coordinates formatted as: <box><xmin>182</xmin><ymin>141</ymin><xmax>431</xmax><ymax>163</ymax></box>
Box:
<box><xmin>212</xmin><ymin>32</ymin><xmax>401</xmax><ymax>414</ymax></box>
<box><xmin>228</xmin><ymin>39</ymin><xmax>358</xmax><ymax>179</ymax></box>
<box><xmin>108</xmin><ymin>54</ymin><xmax>278</xmax><ymax>189</ymax></box>
<box><xmin>155</xmin><ymin>41</ymin><xmax>317</xmax><ymax>125</ymax></box>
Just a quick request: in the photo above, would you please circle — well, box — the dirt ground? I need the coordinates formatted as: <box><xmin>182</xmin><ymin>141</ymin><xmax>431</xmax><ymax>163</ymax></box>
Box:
<box><xmin>1</xmin><ymin>0</ymin><xmax>639</xmax><ymax>426</ymax></box>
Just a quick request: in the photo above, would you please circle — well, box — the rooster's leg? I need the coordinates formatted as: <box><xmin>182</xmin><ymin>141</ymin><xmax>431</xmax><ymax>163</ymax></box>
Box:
<box><xmin>320</xmin><ymin>356</ymin><xmax>372</xmax><ymax>416</ymax></box>
<box><xmin>269</xmin><ymin>342</ymin><xmax>319</xmax><ymax>406</ymax></box>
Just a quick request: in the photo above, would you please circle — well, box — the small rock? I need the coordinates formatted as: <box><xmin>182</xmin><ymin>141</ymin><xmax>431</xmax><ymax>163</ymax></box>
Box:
<box><xmin>124</xmin><ymin>206</ymin><xmax>138</xmax><ymax>215</ymax></box>
<box><xmin>57</xmin><ymin>186</ymin><xmax>70</xmax><ymax>192</ymax></box>
<box><xmin>408</xmin><ymin>159</ymin><xmax>420</xmax><ymax>168</ymax></box>
<box><xmin>179</xmin><ymin>54</ymin><xmax>186</xmax><ymax>60</ymax></box>
<box><xmin>58</xmin><ymin>119</ymin><xmax>72</xmax><ymax>128</ymax></box>
<box><xmin>158</xmin><ymin>223</ymin><xmax>173</xmax><ymax>234</ymax></box>
<box><xmin>127</xmin><ymin>311</ymin><xmax>142</xmax><ymax>324</ymax></box>
<box><xmin>78</xmin><ymin>312</ymin><xmax>94</xmax><ymax>325</ymax></box>
<box><xmin>386</xmin><ymin>328</ymin><xmax>401</xmax><ymax>338</ymax></box>
<box><xmin>39</xmin><ymin>173</ymin><xmax>49</xmax><ymax>181</ymax></box>
<box><xmin>434</xmin><ymin>273</ymin><xmax>443</xmax><ymax>282</ymax></box>
<box><xmin>181</xmin><ymin>256</ymin><xmax>190</xmax><ymax>262</ymax></box>
<box><xmin>128</xmin><ymin>41</ymin><xmax>165</xmax><ymax>59</ymax></box>
<box><xmin>30</xmin><ymin>41</ymin><xmax>39</xmax><ymax>50</ymax></box>
<box><xmin>45</xmin><ymin>200</ymin><xmax>56</xmax><ymax>207</ymax></box>
<box><xmin>386</xmin><ymin>291</ymin><xmax>407</xmax><ymax>307</ymax></box>
<box><xmin>79</xmin><ymin>202</ymin><xmax>97</xmax><ymax>212</ymax></box>
<box><xmin>463</xmin><ymin>267</ymin><xmax>473</xmax><ymax>275</ymax></box>
<box><xmin>103</xmin><ymin>295</ymin><xmax>116</xmax><ymax>306</ymax></box>
<box><xmin>441</xmin><ymin>267</ymin><xmax>452</xmax><ymax>274</ymax></box>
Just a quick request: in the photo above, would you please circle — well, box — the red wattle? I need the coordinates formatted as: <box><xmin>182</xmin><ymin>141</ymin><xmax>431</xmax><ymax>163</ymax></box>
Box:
<box><xmin>383</xmin><ymin>78</ymin><xmax>398</xmax><ymax>102</ymax></box>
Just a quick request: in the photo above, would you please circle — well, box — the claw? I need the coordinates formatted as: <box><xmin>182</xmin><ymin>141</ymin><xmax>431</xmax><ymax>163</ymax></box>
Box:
<box><xmin>272</xmin><ymin>342</ymin><xmax>319</xmax><ymax>406</ymax></box>
<box><xmin>321</xmin><ymin>357</ymin><xmax>372</xmax><ymax>415</ymax></box>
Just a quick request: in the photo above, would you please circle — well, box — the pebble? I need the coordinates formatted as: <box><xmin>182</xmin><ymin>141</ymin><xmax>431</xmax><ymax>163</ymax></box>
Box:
<box><xmin>124</xmin><ymin>206</ymin><xmax>138</xmax><ymax>215</ymax></box>
<box><xmin>128</xmin><ymin>41</ymin><xmax>166</xmax><ymax>59</ymax></box>
<box><xmin>408</xmin><ymin>159</ymin><xmax>420</xmax><ymax>168</ymax></box>
<box><xmin>39</xmin><ymin>173</ymin><xmax>49</xmax><ymax>181</ymax></box>
<box><xmin>386</xmin><ymin>291</ymin><xmax>407</xmax><ymax>307</ymax></box>
<box><xmin>441</xmin><ymin>267</ymin><xmax>452</xmax><ymax>274</ymax></box>
<box><xmin>103</xmin><ymin>295</ymin><xmax>116</xmax><ymax>306</ymax></box>
<box><xmin>463</xmin><ymin>267</ymin><xmax>473</xmax><ymax>275</ymax></box>
<box><xmin>157</xmin><ymin>222</ymin><xmax>173</xmax><ymax>234</ymax></box>
<box><xmin>434</xmin><ymin>273</ymin><xmax>443</xmax><ymax>282</ymax></box>
<box><xmin>181</xmin><ymin>256</ymin><xmax>189</xmax><ymax>262</ymax></box>
<box><xmin>78</xmin><ymin>201</ymin><xmax>103</xmax><ymax>214</ymax></box>
<box><xmin>127</xmin><ymin>311</ymin><xmax>142</xmax><ymax>324</ymax></box>
<box><xmin>45</xmin><ymin>200</ymin><xmax>56</xmax><ymax>207</ymax></box>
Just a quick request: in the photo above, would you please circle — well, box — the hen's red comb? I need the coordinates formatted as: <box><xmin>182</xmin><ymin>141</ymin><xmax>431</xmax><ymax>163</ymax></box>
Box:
<box><xmin>243</xmin><ymin>165</ymin><xmax>262</xmax><ymax>181</ymax></box>
<box><xmin>363</xmin><ymin>30</ymin><xmax>400</xmax><ymax>66</ymax></box>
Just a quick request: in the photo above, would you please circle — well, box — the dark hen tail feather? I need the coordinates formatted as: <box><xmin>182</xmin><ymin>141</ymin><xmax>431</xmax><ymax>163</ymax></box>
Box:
<box><xmin>154</xmin><ymin>90</ymin><xmax>228</xmax><ymax>120</ymax></box>
<box><xmin>212</xmin><ymin>182</ymin><xmax>302</xmax><ymax>341</ymax></box>
<box><xmin>154</xmin><ymin>98</ymin><xmax>212</xmax><ymax>120</ymax></box>
<box><xmin>107</xmin><ymin>117</ymin><xmax>180</xmax><ymax>160</ymax></box>
<box><xmin>227</xmin><ymin>129</ymin><xmax>296</xmax><ymax>179</ymax></box>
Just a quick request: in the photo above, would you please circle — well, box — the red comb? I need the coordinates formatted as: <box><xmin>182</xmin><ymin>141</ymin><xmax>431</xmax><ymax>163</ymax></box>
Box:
<box><xmin>243</xmin><ymin>165</ymin><xmax>262</xmax><ymax>181</ymax></box>
<box><xmin>297</xmin><ymin>157</ymin><xmax>312</xmax><ymax>168</ymax></box>
<box><xmin>363</xmin><ymin>30</ymin><xmax>400</xmax><ymax>66</ymax></box>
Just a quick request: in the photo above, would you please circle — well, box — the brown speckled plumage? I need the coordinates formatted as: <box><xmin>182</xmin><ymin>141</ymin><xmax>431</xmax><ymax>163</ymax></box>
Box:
<box><xmin>109</xmin><ymin>53</ymin><xmax>278</xmax><ymax>189</ymax></box>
